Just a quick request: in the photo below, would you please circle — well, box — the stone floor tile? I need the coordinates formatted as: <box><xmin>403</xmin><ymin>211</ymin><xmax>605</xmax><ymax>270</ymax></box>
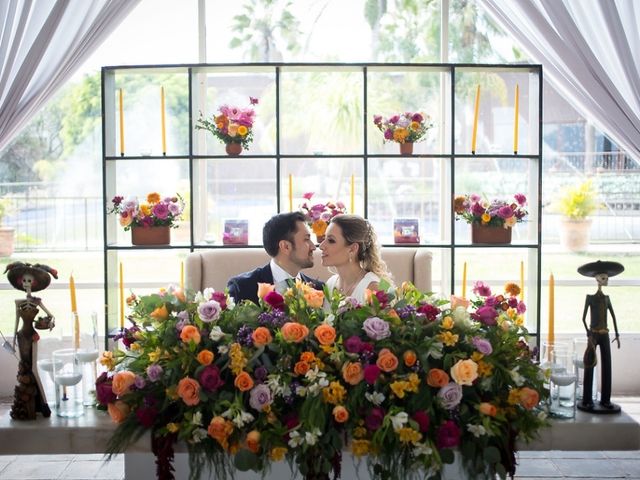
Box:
<box><xmin>604</xmin><ymin>450</ymin><xmax>640</xmax><ymax>459</ymax></box>
<box><xmin>547</xmin><ymin>450</ymin><xmax>608</xmax><ymax>459</ymax></box>
<box><xmin>95</xmin><ymin>457</ymin><xmax>124</xmax><ymax>480</ymax></box>
<box><xmin>60</xmin><ymin>460</ymin><xmax>105</xmax><ymax>479</ymax></box>
<box><xmin>615</xmin><ymin>459</ymin><xmax>640</xmax><ymax>476</ymax></box>
<box><xmin>0</xmin><ymin>460</ymin><xmax>70</xmax><ymax>479</ymax></box>
<box><xmin>514</xmin><ymin>458</ymin><xmax>563</xmax><ymax>477</ymax></box>
<box><xmin>554</xmin><ymin>458</ymin><xmax>628</xmax><ymax>477</ymax></box>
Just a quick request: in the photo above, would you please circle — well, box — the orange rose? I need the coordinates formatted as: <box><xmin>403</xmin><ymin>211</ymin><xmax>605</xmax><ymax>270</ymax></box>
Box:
<box><xmin>208</xmin><ymin>415</ymin><xmax>234</xmax><ymax>448</ymax></box>
<box><xmin>111</xmin><ymin>371</ymin><xmax>136</xmax><ymax>396</ymax></box>
<box><xmin>107</xmin><ymin>400</ymin><xmax>130</xmax><ymax>423</ymax></box>
<box><xmin>234</xmin><ymin>371</ymin><xmax>254</xmax><ymax>392</ymax></box>
<box><xmin>450</xmin><ymin>359</ymin><xmax>479</xmax><ymax>386</ymax></box>
<box><xmin>304</xmin><ymin>289</ymin><xmax>325</xmax><ymax>308</ymax></box>
<box><xmin>177</xmin><ymin>377</ymin><xmax>201</xmax><ymax>406</ymax></box>
<box><xmin>403</xmin><ymin>350</ymin><xmax>417</xmax><ymax>367</ymax></box>
<box><xmin>479</xmin><ymin>402</ymin><xmax>497</xmax><ymax>417</ymax></box>
<box><xmin>196</xmin><ymin>349</ymin><xmax>214</xmax><ymax>366</ymax></box>
<box><xmin>294</xmin><ymin>361</ymin><xmax>310</xmax><ymax>376</ymax></box>
<box><xmin>150</xmin><ymin>304</ymin><xmax>169</xmax><ymax>321</ymax></box>
<box><xmin>257</xmin><ymin>283</ymin><xmax>275</xmax><ymax>300</ymax></box>
<box><xmin>341</xmin><ymin>361</ymin><xmax>364</xmax><ymax>385</ymax></box>
<box><xmin>245</xmin><ymin>430</ymin><xmax>261</xmax><ymax>453</ymax></box>
<box><xmin>450</xmin><ymin>295</ymin><xmax>471</xmax><ymax>309</ymax></box>
<box><xmin>300</xmin><ymin>351</ymin><xmax>315</xmax><ymax>363</ymax></box>
<box><xmin>147</xmin><ymin>192</ymin><xmax>161</xmax><ymax>204</ymax></box>
<box><xmin>519</xmin><ymin>387</ymin><xmax>540</xmax><ymax>410</ymax></box>
<box><xmin>453</xmin><ymin>195</ymin><xmax>466</xmax><ymax>214</ymax></box>
<box><xmin>332</xmin><ymin>405</ymin><xmax>349</xmax><ymax>423</ymax></box>
<box><xmin>311</xmin><ymin>219</ymin><xmax>327</xmax><ymax>236</ymax></box>
<box><xmin>314</xmin><ymin>324</ymin><xmax>336</xmax><ymax>346</ymax></box>
<box><xmin>174</xmin><ymin>289</ymin><xmax>186</xmax><ymax>303</ymax></box>
<box><xmin>376</xmin><ymin>348</ymin><xmax>399</xmax><ymax>373</ymax></box>
<box><xmin>180</xmin><ymin>325</ymin><xmax>201</xmax><ymax>344</ymax></box>
<box><xmin>281</xmin><ymin>322</ymin><xmax>309</xmax><ymax>343</ymax></box>
<box><xmin>388</xmin><ymin>309</ymin><xmax>400</xmax><ymax>320</ymax></box>
<box><xmin>426</xmin><ymin>368</ymin><xmax>450</xmax><ymax>387</ymax></box>
<box><xmin>252</xmin><ymin>327</ymin><xmax>273</xmax><ymax>346</ymax></box>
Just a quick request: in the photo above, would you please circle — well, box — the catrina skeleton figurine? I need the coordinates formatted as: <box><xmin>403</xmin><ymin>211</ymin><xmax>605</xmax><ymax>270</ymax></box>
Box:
<box><xmin>4</xmin><ymin>262</ymin><xmax>57</xmax><ymax>420</ymax></box>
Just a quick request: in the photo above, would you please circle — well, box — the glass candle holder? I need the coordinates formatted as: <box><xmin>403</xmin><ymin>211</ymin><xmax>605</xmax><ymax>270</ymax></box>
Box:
<box><xmin>52</xmin><ymin>348</ymin><xmax>84</xmax><ymax>418</ymax></box>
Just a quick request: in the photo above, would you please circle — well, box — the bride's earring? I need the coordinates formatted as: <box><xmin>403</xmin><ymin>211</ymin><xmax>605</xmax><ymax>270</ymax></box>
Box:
<box><xmin>349</xmin><ymin>252</ymin><xmax>353</xmax><ymax>263</ymax></box>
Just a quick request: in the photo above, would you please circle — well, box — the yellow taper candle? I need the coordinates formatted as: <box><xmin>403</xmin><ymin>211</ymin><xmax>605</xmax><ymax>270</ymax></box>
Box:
<box><xmin>548</xmin><ymin>273</ymin><xmax>555</xmax><ymax>344</ymax></box>
<box><xmin>119</xmin><ymin>88</ymin><xmax>125</xmax><ymax>156</ymax></box>
<box><xmin>513</xmin><ymin>84</ymin><xmax>519</xmax><ymax>154</ymax></box>
<box><xmin>520</xmin><ymin>260</ymin><xmax>524</xmax><ymax>300</ymax></box>
<box><xmin>70</xmin><ymin>274</ymin><xmax>79</xmax><ymax>348</ymax></box>
<box><xmin>73</xmin><ymin>313</ymin><xmax>80</xmax><ymax>349</ymax></box>
<box><xmin>288</xmin><ymin>174</ymin><xmax>293</xmax><ymax>212</ymax></box>
<box><xmin>180</xmin><ymin>261</ymin><xmax>185</xmax><ymax>291</ymax></box>
<box><xmin>461</xmin><ymin>261</ymin><xmax>467</xmax><ymax>299</ymax></box>
<box><xmin>350</xmin><ymin>174</ymin><xmax>355</xmax><ymax>213</ymax></box>
<box><xmin>69</xmin><ymin>274</ymin><xmax>77</xmax><ymax>314</ymax></box>
<box><xmin>471</xmin><ymin>85</ymin><xmax>480</xmax><ymax>154</ymax></box>
<box><xmin>161</xmin><ymin>86</ymin><xmax>167</xmax><ymax>155</ymax></box>
<box><xmin>119</xmin><ymin>262</ymin><xmax>124</xmax><ymax>329</ymax></box>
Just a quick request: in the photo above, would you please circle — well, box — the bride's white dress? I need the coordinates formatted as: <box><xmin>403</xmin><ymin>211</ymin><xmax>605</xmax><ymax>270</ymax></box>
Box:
<box><xmin>326</xmin><ymin>271</ymin><xmax>380</xmax><ymax>303</ymax></box>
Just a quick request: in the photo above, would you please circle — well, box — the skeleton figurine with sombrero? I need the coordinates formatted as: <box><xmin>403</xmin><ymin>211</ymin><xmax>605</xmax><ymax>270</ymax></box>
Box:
<box><xmin>576</xmin><ymin>260</ymin><xmax>624</xmax><ymax>414</ymax></box>
<box><xmin>4</xmin><ymin>261</ymin><xmax>58</xmax><ymax>420</ymax></box>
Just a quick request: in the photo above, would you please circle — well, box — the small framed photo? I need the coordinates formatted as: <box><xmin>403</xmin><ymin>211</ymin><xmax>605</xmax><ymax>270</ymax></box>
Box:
<box><xmin>393</xmin><ymin>218</ymin><xmax>420</xmax><ymax>244</ymax></box>
<box><xmin>223</xmin><ymin>219</ymin><xmax>249</xmax><ymax>245</ymax></box>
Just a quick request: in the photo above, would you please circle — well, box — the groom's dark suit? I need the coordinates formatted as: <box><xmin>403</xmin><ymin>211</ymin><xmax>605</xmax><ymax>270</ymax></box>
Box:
<box><xmin>227</xmin><ymin>264</ymin><xmax>324</xmax><ymax>305</ymax></box>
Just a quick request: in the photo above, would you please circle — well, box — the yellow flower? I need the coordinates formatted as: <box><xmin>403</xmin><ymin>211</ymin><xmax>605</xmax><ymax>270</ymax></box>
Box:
<box><xmin>322</xmin><ymin>381</ymin><xmax>346</xmax><ymax>405</ymax></box>
<box><xmin>390</xmin><ymin>381</ymin><xmax>408</xmax><ymax>398</ymax></box>
<box><xmin>311</xmin><ymin>219</ymin><xmax>328</xmax><ymax>236</ymax></box>
<box><xmin>409</xmin><ymin>121</ymin><xmax>420</xmax><ymax>131</ymax></box>
<box><xmin>393</xmin><ymin>128</ymin><xmax>409</xmax><ymax>142</ymax></box>
<box><xmin>229</xmin><ymin>343</ymin><xmax>248</xmax><ymax>375</ymax></box>
<box><xmin>471</xmin><ymin>351</ymin><xmax>484</xmax><ymax>362</ymax></box>
<box><xmin>438</xmin><ymin>331</ymin><xmax>459</xmax><ymax>346</ymax></box>
<box><xmin>269</xmin><ymin>447</ymin><xmax>287</xmax><ymax>461</ymax></box>
<box><xmin>237</xmin><ymin>125</ymin><xmax>248</xmax><ymax>136</ymax></box>
<box><xmin>353</xmin><ymin>426</ymin><xmax>367</xmax><ymax>439</ymax></box>
<box><xmin>147</xmin><ymin>192</ymin><xmax>161</xmax><ymax>204</ymax></box>
<box><xmin>148</xmin><ymin>347</ymin><xmax>163</xmax><ymax>363</ymax></box>
<box><xmin>351</xmin><ymin>439</ymin><xmax>371</xmax><ymax>457</ymax></box>
<box><xmin>140</xmin><ymin>203</ymin><xmax>152</xmax><ymax>216</ymax></box>
<box><xmin>514</xmin><ymin>315</ymin><xmax>524</xmax><ymax>326</ymax></box>
<box><xmin>407</xmin><ymin>373</ymin><xmax>420</xmax><ymax>392</ymax></box>
<box><xmin>130</xmin><ymin>342</ymin><xmax>141</xmax><ymax>352</ymax></box>
<box><xmin>441</xmin><ymin>315</ymin><xmax>454</xmax><ymax>329</ymax></box>
<box><xmin>508</xmin><ymin>388</ymin><xmax>521</xmax><ymax>405</ymax></box>
<box><xmin>396</xmin><ymin>427</ymin><xmax>422</xmax><ymax>444</ymax></box>
<box><xmin>481</xmin><ymin>212</ymin><xmax>491</xmax><ymax>223</ymax></box>
<box><xmin>477</xmin><ymin>360</ymin><xmax>494</xmax><ymax>377</ymax></box>
<box><xmin>99</xmin><ymin>351</ymin><xmax>116</xmax><ymax>370</ymax></box>
<box><xmin>228</xmin><ymin>124</ymin><xmax>238</xmax><ymax>137</ymax></box>
<box><xmin>166</xmin><ymin>422</ymin><xmax>180</xmax><ymax>433</ymax></box>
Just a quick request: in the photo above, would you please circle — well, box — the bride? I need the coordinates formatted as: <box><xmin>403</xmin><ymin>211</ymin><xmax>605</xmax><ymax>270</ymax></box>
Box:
<box><xmin>319</xmin><ymin>214</ymin><xmax>393</xmax><ymax>302</ymax></box>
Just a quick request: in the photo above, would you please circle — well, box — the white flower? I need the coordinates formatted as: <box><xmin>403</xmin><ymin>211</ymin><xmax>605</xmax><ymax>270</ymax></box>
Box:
<box><xmin>305</xmin><ymin>429</ymin><xmax>321</xmax><ymax>446</ymax></box>
<box><xmin>191</xmin><ymin>428</ymin><xmax>208</xmax><ymax>443</ymax></box>
<box><xmin>324</xmin><ymin>314</ymin><xmax>335</xmax><ymax>326</ymax></box>
<box><xmin>226</xmin><ymin>296</ymin><xmax>236</xmax><ymax>310</ymax></box>
<box><xmin>305</xmin><ymin>366</ymin><xmax>324</xmax><ymax>382</ymax></box>
<box><xmin>194</xmin><ymin>291</ymin><xmax>205</xmax><ymax>303</ymax></box>
<box><xmin>288</xmin><ymin>430</ymin><xmax>304</xmax><ymax>448</ymax></box>
<box><xmin>390</xmin><ymin>412</ymin><xmax>409</xmax><ymax>431</ymax></box>
<box><xmin>510</xmin><ymin>366</ymin><xmax>525</xmax><ymax>386</ymax></box>
<box><xmin>412</xmin><ymin>442</ymin><xmax>433</xmax><ymax>457</ymax></box>
<box><xmin>191</xmin><ymin>411</ymin><xmax>202</xmax><ymax>426</ymax></box>
<box><xmin>203</xmin><ymin>287</ymin><xmax>216</xmax><ymax>300</ymax></box>
<box><xmin>296</xmin><ymin>385</ymin><xmax>308</xmax><ymax>397</ymax></box>
<box><xmin>365</xmin><ymin>391</ymin><xmax>385</xmax><ymax>405</ymax></box>
<box><xmin>217</xmin><ymin>345</ymin><xmax>229</xmax><ymax>355</ymax></box>
<box><xmin>467</xmin><ymin>424</ymin><xmax>487</xmax><ymax>438</ymax></box>
<box><xmin>266</xmin><ymin>374</ymin><xmax>285</xmax><ymax>396</ymax></box>
<box><xmin>537</xmin><ymin>410</ymin><xmax>548</xmax><ymax>421</ymax></box>
<box><xmin>209</xmin><ymin>326</ymin><xmax>225</xmax><ymax>342</ymax></box>
<box><xmin>427</xmin><ymin>341</ymin><xmax>444</xmax><ymax>359</ymax></box>
<box><xmin>452</xmin><ymin>306</ymin><xmax>472</xmax><ymax>327</ymax></box>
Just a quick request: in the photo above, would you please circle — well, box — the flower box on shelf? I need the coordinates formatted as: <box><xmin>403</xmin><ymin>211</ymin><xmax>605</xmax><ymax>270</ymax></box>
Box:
<box><xmin>373</xmin><ymin>110</ymin><xmax>434</xmax><ymax>155</ymax></box>
<box><xmin>195</xmin><ymin>97</ymin><xmax>258</xmax><ymax>156</ymax></box>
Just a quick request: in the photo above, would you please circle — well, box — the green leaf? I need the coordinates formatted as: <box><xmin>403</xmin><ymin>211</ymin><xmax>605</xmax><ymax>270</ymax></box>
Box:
<box><xmin>234</xmin><ymin>449</ymin><xmax>258</xmax><ymax>471</ymax></box>
<box><xmin>483</xmin><ymin>445</ymin><xmax>501</xmax><ymax>464</ymax></box>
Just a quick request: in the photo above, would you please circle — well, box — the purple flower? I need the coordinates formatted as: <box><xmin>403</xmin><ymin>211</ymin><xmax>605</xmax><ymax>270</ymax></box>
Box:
<box><xmin>514</xmin><ymin>193</ymin><xmax>527</xmax><ymax>206</ymax></box>
<box><xmin>472</xmin><ymin>281</ymin><xmax>492</xmax><ymax>297</ymax></box>
<box><xmin>237</xmin><ymin>325</ymin><xmax>254</xmax><ymax>347</ymax></box>
<box><xmin>437</xmin><ymin>382</ymin><xmax>463</xmax><ymax>410</ymax></box>
<box><xmin>497</xmin><ymin>205</ymin><xmax>514</xmax><ymax>219</ymax></box>
<box><xmin>517</xmin><ymin>301</ymin><xmax>527</xmax><ymax>314</ymax></box>
<box><xmin>473</xmin><ymin>305</ymin><xmax>499</xmax><ymax>326</ymax></box>
<box><xmin>134</xmin><ymin>375</ymin><xmax>146</xmax><ymax>389</ymax></box>
<box><xmin>168</xmin><ymin>202</ymin><xmax>182</xmax><ymax>216</ymax></box>
<box><xmin>146</xmin><ymin>364</ymin><xmax>163</xmax><ymax>382</ymax></box>
<box><xmin>436</xmin><ymin>420</ymin><xmax>461</xmax><ymax>449</ymax></box>
<box><xmin>177</xmin><ymin>310</ymin><xmax>189</xmax><ymax>321</ymax></box>
<box><xmin>365</xmin><ymin>407</ymin><xmax>385</xmax><ymax>431</ymax></box>
<box><xmin>263</xmin><ymin>291</ymin><xmax>285</xmax><ymax>310</ymax></box>
<box><xmin>362</xmin><ymin>317</ymin><xmax>391</xmax><ymax>341</ymax></box>
<box><xmin>258</xmin><ymin>310</ymin><xmax>287</xmax><ymax>328</ymax></box>
<box><xmin>254</xmin><ymin>366</ymin><xmax>268</xmax><ymax>383</ymax></box>
<box><xmin>412</xmin><ymin>410</ymin><xmax>430</xmax><ymax>432</ymax></box>
<box><xmin>384</xmin><ymin>129</ymin><xmax>393</xmax><ymax>140</ymax></box>
<box><xmin>112</xmin><ymin>196</ymin><xmax>124</xmax><ymax>206</ymax></box>
<box><xmin>344</xmin><ymin>335</ymin><xmax>364</xmax><ymax>354</ymax></box>
<box><xmin>417</xmin><ymin>303</ymin><xmax>440</xmax><ymax>322</ymax></box>
<box><xmin>136</xmin><ymin>406</ymin><xmax>158</xmax><ymax>427</ymax></box>
<box><xmin>363</xmin><ymin>364</ymin><xmax>380</xmax><ymax>384</ymax></box>
<box><xmin>198</xmin><ymin>300</ymin><xmax>221</xmax><ymax>322</ymax></box>
<box><xmin>95</xmin><ymin>372</ymin><xmax>116</xmax><ymax>405</ymax></box>
<box><xmin>508</xmin><ymin>296</ymin><xmax>518</xmax><ymax>308</ymax></box>
<box><xmin>199</xmin><ymin>365</ymin><xmax>224</xmax><ymax>392</ymax></box>
<box><xmin>152</xmin><ymin>202</ymin><xmax>170</xmax><ymax>220</ymax></box>
<box><xmin>471</xmin><ymin>202</ymin><xmax>485</xmax><ymax>217</ymax></box>
<box><xmin>249</xmin><ymin>384</ymin><xmax>273</xmax><ymax>411</ymax></box>
<box><xmin>471</xmin><ymin>337</ymin><xmax>493</xmax><ymax>355</ymax></box>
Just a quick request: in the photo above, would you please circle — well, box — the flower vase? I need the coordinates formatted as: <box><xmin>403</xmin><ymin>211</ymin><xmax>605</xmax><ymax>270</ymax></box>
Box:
<box><xmin>399</xmin><ymin>142</ymin><xmax>414</xmax><ymax>156</ymax></box>
<box><xmin>131</xmin><ymin>225</ymin><xmax>171</xmax><ymax>245</ymax></box>
<box><xmin>471</xmin><ymin>223</ymin><xmax>512</xmax><ymax>244</ymax></box>
<box><xmin>225</xmin><ymin>143</ymin><xmax>242</xmax><ymax>156</ymax></box>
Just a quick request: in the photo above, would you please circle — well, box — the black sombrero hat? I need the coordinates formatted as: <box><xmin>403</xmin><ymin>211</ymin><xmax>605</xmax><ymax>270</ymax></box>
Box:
<box><xmin>577</xmin><ymin>260</ymin><xmax>624</xmax><ymax>278</ymax></box>
<box><xmin>4</xmin><ymin>262</ymin><xmax>58</xmax><ymax>292</ymax></box>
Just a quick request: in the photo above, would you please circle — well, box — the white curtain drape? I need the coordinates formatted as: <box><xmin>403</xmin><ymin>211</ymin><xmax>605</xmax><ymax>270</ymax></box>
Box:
<box><xmin>0</xmin><ymin>0</ymin><xmax>141</xmax><ymax>152</ymax></box>
<box><xmin>480</xmin><ymin>0</ymin><xmax>640</xmax><ymax>163</ymax></box>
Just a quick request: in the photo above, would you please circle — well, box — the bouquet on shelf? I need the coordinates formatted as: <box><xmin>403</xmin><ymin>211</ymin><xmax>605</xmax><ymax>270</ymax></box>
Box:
<box><xmin>195</xmin><ymin>97</ymin><xmax>258</xmax><ymax>149</ymax></box>
<box><xmin>107</xmin><ymin>192</ymin><xmax>184</xmax><ymax>231</ymax></box>
<box><xmin>298</xmin><ymin>192</ymin><xmax>347</xmax><ymax>239</ymax></box>
<box><xmin>373</xmin><ymin>111</ymin><xmax>434</xmax><ymax>144</ymax></box>
<box><xmin>454</xmin><ymin>193</ymin><xmax>528</xmax><ymax>228</ymax></box>
<box><xmin>98</xmin><ymin>278</ymin><xmax>548</xmax><ymax>480</ymax></box>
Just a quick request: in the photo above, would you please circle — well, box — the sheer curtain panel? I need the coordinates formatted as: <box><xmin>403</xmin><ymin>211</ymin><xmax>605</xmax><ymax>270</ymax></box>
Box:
<box><xmin>0</xmin><ymin>0</ymin><xmax>141</xmax><ymax>152</ymax></box>
<box><xmin>480</xmin><ymin>0</ymin><xmax>640</xmax><ymax>163</ymax></box>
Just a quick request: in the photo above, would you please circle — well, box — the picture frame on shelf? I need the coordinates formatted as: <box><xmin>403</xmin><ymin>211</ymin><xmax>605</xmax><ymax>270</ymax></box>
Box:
<box><xmin>393</xmin><ymin>218</ymin><xmax>420</xmax><ymax>244</ymax></box>
<box><xmin>222</xmin><ymin>219</ymin><xmax>249</xmax><ymax>245</ymax></box>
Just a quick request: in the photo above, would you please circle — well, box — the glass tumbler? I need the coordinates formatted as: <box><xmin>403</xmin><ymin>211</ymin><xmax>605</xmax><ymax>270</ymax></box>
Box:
<box><xmin>52</xmin><ymin>348</ymin><xmax>85</xmax><ymax>418</ymax></box>
<box><xmin>549</xmin><ymin>349</ymin><xmax>577</xmax><ymax>418</ymax></box>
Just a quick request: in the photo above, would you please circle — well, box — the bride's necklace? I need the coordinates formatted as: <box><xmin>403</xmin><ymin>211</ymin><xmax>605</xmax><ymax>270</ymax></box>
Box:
<box><xmin>339</xmin><ymin>270</ymin><xmax>366</xmax><ymax>296</ymax></box>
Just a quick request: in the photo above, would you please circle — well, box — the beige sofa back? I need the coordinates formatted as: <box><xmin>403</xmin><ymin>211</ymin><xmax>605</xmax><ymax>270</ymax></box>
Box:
<box><xmin>185</xmin><ymin>247</ymin><xmax>432</xmax><ymax>293</ymax></box>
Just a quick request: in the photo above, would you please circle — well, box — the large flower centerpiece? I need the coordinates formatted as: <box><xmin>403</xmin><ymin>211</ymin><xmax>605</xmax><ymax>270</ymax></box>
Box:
<box><xmin>454</xmin><ymin>193</ymin><xmax>528</xmax><ymax>228</ymax></box>
<box><xmin>108</xmin><ymin>193</ymin><xmax>184</xmax><ymax>231</ymax></box>
<box><xmin>373</xmin><ymin>111</ymin><xmax>434</xmax><ymax>145</ymax></box>
<box><xmin>195</xmin><ymin>97</ymin><xmax>258</xmax><ymax>152</ymax></box>
<box><xmin>299</xmin><ymin>192</ymin><xmax>347</xmax><ymax>241</ymax></box>
<box><xmin>98</xmin><ymin>278</ymin><xmax>548</xmax><ymax>480</ymax></box>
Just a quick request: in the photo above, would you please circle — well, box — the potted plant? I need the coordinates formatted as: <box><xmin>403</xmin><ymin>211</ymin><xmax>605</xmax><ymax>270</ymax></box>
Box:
<box><xmin>373</xmin><ymin>111</ymin><xmax>434</xmax><ymax>155</ymax></box>
<box><xmin>454</xmin><ymin>193</ymin><xmax>528</xmax><ymax>244</ymax></box>
<box><xmin>299</xmin><ymin>192</ymin><xmax>347</xmax><ymax>243</ymax></box>
<box><xmin>195</xmin><ymin>97</ymin><xmax>258</xmax><ymax>156</ymax></box>
<box><xmin>0</xmin><ymin>197</ymin><xmax>16</xmax><ymax>257</ymax></box>
<box><xmin>556</xmin><ymin>179</ymin><xmax>599</xmax><ymax>252</ymax></box>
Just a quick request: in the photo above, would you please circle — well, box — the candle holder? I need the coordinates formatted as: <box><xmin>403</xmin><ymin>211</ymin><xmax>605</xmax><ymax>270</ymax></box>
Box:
<box><xmin>52</xmin><ymin>348</ymin><xmax>84</xmax><ymax>418</ymax></box>
<box><xmin>76</xmin><ymin>312</ymin><xmax>100</xmax><ymax>406</ymax></box>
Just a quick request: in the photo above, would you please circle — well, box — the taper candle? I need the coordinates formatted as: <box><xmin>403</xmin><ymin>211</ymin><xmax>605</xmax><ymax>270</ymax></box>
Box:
<box><xmin>70</xmin><ymin>274</ymin><xmax>79</xmax><ymax>347</ymax></box>
<box><xmin>520</xmin><ymin>260</ymin><xmax>524</xmax><ymax>300</ymax></box>
<box><xmin>161</xmin><ymin>86</ymin><xmax>167</xmax><ymax>155</ymax></box>
<box><xmin>513</xmin><ymin>84</ymin><xmax>519</xmax><ymax>154</ymax></box>
<box><xmin>69</xmin><ymin>274</ymin><xmax>77</xmax><ymax>313</ymax></box>
<box><xmin>548</xmin><ymin>273</ymin><xmax>555</xmax><ymax>344</ymax></box>
<box><xmin>288</xmin><ymin>174</ymin><xmax>293</xmax><ymax>212</ymax></box>
<box><xmin>119</xmin><ymin>262</ymin><xmax>124</xmax><ymax>329</ymax></box>
<box><xmin>180</xmin><ymin>261</ymin><xmax>184</xmax><ymax>291</ymax></box>
<box><xmin>350</xmin><ymin>174</ymin><xmax>355</xmax><ymax>213</ymax></box>
<box><xmin>73</xmin><ymin>312</ymin><xmax>80</xmax><ymax>349</ymax></box>
<box><xmin>471</xmin><ymin>85</ymin><xmax>480</xmax><ymax>154</ymax></box>
<box><xmin>119</xmin><ymin>88</ymin><xmax>125</xmax><ymax>156</ymax></box>
<box><xmin>461</xmin><ymin>261</ymin><xmax>467</xmax><ymax>299</ymax></box>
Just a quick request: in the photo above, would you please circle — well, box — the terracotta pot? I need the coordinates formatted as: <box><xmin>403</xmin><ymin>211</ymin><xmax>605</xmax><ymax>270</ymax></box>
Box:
<box><xmin>131</xmin><ymin>225</ymin><xmax>171</xmax><ymax>246</ymax></box>
<box><xmin>559</xmin><ymin>218</ymin><xmax>592</xmax><ymax>252</ymax></box>
<box><xmin>471</xmin><ymin>223</ymin><xmax>512</xmax><ymax>244</ymax></box>
<box><xmin>0</xmin><ymin>227</ymin><xmax>15</xmax><ymax>257</ymax></box>
<box><xmin>225</xmin><ymin>143</ymin><xmax>243</xmax><ymax>156</ymax></box>
<box><xmin>399</xmin><ymin>142</ymin><xmax>414</xmax><ymax>156</ymax></box>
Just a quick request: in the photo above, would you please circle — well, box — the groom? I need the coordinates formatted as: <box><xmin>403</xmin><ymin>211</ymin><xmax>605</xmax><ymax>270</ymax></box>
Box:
<box><xmin>227</xmin><ymin>212</ymin><xmax>324</xmax><ymax>304</ymax></box>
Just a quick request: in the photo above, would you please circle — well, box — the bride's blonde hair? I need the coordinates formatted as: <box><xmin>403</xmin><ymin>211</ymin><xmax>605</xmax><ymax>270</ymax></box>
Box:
<box><xmin>329</xmin><ymin>214</ymin><xmax>392</xmax><ymax>282</ymax></box>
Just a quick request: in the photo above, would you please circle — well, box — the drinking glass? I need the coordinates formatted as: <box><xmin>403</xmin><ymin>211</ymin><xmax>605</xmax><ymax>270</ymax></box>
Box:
<box><xmin>76</xmin><ymin>312</ymin><xmax>100</xmax><ymax>406</ymax></box>
<box><xmin>52</xmin><ymin>348</ymin><xmax>84</xmax><ymax>418</ymax></box>
<box><xmin>549</xmin><ymin>350</ymin><xmax>577</xmax><ymax>418</ymax></box>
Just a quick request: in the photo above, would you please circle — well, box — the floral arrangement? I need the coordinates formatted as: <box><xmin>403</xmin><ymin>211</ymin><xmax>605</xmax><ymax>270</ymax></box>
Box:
<box><xmin>108</xmin><ymin>193</ymin><xmax>184</xmax><ymax>231</ymax></box>
<box><xmin>373</xmin><ymin>111</ymin><xmax>434</xmax><ymax>144</ymax></box>
<box><xmin>98</xmin><ymin>278</ymin><xmax>548</xmax><ymax>480</ymax></box>
<box><xmin>454</xmin><ymin>193</ymin><xmax>528</xmax><ymax>229</ymax></box>
<box><xmin>299</xmin><ymin>192</ymin><xmax>347</xmax><ymax>238</ymax></box>
<box><xmin>556</xmin><ymin>179</ymin><xmax>599</xmax><ymax>220</ymax></box>
<box><xmin>195</xmin><ymin>97</ymin><xmax>258</xmax><ymax>149</ymax></box>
